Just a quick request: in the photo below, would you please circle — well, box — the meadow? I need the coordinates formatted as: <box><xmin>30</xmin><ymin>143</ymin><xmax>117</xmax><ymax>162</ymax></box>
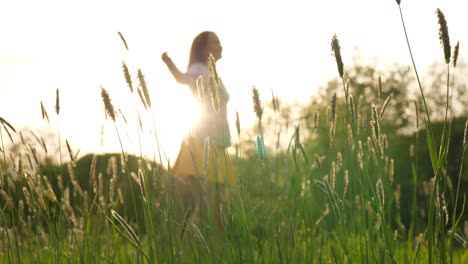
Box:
<box><xmin>1</xmin><ymin>2</ymin><xmax>468</xmax><ymax>263</ymax></box>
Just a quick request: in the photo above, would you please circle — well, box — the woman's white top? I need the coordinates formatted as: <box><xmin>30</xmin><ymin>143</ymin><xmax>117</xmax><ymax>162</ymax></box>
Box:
<box><xmin>185</xmin><ymin>62</ymin><xmax>231</xmax><ymax>147</ymax></box>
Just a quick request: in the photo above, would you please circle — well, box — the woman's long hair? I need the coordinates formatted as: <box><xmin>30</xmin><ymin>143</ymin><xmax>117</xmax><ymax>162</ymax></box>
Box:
<box><xmin>187</xmin><ymin>31</ymin><xmax>214</xmax><ymax>69</ymax></box>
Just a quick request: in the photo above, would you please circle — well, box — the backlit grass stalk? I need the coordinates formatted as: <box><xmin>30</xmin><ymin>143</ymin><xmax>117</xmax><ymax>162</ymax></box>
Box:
<box><xmin>55</xmin><ymin>88</ymin><xmax>63</xmax><ymax>166</ymax></box>
<box><xmin>0</xmin><ymin>118</ymin><xmax>21</xmax><ymax>263</ymax></box>
<box><xmin>436</xmin><ymin>8</ymin><xmax>452</xmax><ymax>173</ymax></box>
<box><xmin>136</xmin><ymin>69</ymin><xmax>174</xmax><ymax>261</ymax></box>
<box><xmin>449</xmin><ymin>119</ymin><xmax>467</xmax><ymax>264</ymax></box>
<box><xmin>252</xmin><ymin>86</ymin><xmax>263</xmax><ymax>131</ymax></box>
<box><xmin>431</xmin><ymin>9</ymin><xmax>452</xmax><ymax>263</ymax></box>
<box><xmin>331</xmin><ymin>34</ymin><xmax>352</xmax><ymax>126</ymax></box>
<box><xmin>396</xmin><ymin>4</ymin><xmax>455</xmax><ymax>262</ymax></box>
<box><xmin>408</xmin><ymin>100</ymin><xmax>421</xmax><ymax>242</ymax></box>
<box><xmin>434</xmin><ymin>10</ymin><xmax>455</xmax><ymax>264</ymax></box>
<box><xmin>328</xmin><ymin>38</ymin><xmax>399</xmax><ymax>260</ymax></box>
<box><xmin>235</xmin><ymin>111</ymin><xmax>241</xmax><ymax>159</ymax></box>
<box><xmin>395</xmin><ymin>3</ymin><xmax>438</xmax><ymax>172</ymax></box>
<box><xmin>137</xmin><ymin>68</ymin><xmax>164</xmax><ymax>170</ymax></box>
<box><xmin>366</xmin><ymin>119</ymin><xmax>397</xmax><ymax>263</ymax></box>
<box><xmin>137</xmin><ymin>169</ymin><xmax>159</xmax><ymax>263</ymax></box>
<box><xmin>100</xmin><ymin>86</ymin><xmax>140</xmax><ymax>229</ymax></box>
<box><xmin>252</xmin><ymin>86</ymin><xmax>265</xmax><ymax>161</ymax></box>
<box><xmin>120</xmin><ymin>54</ymin><xmax>147</xmax><ymax>160</ymax></box>
<box><xmin>109</xmin><ymin>209</ymin><xmax>149</xmax><ymax>263</ymax></box>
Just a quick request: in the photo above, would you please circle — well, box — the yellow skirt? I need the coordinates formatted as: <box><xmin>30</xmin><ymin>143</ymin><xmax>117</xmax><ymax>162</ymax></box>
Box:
<box><xmin>172</xmin><ymin>135</ymin><xmax>234</xmax><ymax>184</ymax></box>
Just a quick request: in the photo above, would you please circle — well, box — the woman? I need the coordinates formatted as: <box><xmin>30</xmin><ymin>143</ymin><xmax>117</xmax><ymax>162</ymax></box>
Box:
<box><xmin>162</xmin><ymin>31</ymin><xmax>233</xmax><ymax>230</ymax></box>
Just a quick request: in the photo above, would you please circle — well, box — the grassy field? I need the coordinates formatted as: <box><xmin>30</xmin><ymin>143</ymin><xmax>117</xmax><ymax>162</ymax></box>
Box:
<box><xmin>1</xmin><ymin>2</ymin><xmax>468</xmax><ymax>263</ymax></box>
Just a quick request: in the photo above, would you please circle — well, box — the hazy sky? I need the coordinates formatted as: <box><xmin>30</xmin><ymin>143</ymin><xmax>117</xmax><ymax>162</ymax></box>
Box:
<box><xmin>1</xmin><ymin>0</ymin><xmax>467</xmax><ymax>164</ymax></box>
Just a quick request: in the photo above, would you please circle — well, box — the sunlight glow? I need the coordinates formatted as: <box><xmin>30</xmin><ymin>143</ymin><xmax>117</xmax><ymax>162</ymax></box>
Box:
<box><xmin>1</xmin><ymin>0</ymin><xmax>467</xmax><ymax>164</ymax></box>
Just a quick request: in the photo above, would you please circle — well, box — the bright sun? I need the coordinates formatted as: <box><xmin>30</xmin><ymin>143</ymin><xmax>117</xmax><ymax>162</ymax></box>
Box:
<box><xmin>145</xmin><ymin>82</ymin><xmax>199</xmax><ymax>166</ymax></box>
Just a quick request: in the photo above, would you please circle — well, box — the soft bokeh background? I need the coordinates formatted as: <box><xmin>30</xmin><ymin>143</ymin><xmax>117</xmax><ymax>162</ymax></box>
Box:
<box><xmin>1</xmin><ymin>0</ymin><xmax>467</xmax><ymax>164</ymax></box>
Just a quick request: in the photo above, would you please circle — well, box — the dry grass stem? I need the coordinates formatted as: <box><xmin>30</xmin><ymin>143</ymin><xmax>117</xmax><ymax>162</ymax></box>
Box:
<box><xmin>118</xmin><ymin>108</ymin><xmax>128</xmax><ymax>125</ymax></box>
<box><xmin>0</xmin><ymin>116</ymin><xmax>17</xmax><ymax>133</ymax></box>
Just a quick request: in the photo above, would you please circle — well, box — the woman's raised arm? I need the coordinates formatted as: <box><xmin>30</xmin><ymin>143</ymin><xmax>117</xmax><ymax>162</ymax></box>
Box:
<box><xmin>161</xmin><ymin>52</ymin><xmax>190</xmax><ymax>85</ymax></box>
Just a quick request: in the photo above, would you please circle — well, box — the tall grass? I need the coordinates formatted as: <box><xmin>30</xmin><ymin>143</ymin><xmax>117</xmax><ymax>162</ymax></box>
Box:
<box><xmin>395</xmin><ymin>3</ymin><xmax>467</xmax><ymax>263</ymax></box>
<box><xmin>0</xmin><ymin>4</ymin><xmax>467</xmax><ymax>264</ymax></box>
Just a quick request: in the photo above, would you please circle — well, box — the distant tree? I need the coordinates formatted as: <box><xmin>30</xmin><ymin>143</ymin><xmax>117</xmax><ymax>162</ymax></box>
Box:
<box><xmin>315</xmin><ymin>56</ymin><xmax>416</xmax><ymax>132</ymax></box>
<box><xmin>422</xmin><ymin>60</ymin><xmax>468</xmax><ymax>120</ymax></box>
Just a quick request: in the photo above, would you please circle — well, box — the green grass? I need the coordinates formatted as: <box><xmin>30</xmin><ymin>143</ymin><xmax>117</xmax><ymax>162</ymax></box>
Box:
<box><xmin>1</xmin><ymin>3</ymin><xmax>468</xmax><ymax>263</ymax></box>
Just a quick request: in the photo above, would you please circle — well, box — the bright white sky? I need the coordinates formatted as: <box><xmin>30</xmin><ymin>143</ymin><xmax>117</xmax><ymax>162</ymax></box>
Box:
<box><xmin>0</xmin><ymin>0</ymin><xmax>467</xmax><ymax>165</ymax></box>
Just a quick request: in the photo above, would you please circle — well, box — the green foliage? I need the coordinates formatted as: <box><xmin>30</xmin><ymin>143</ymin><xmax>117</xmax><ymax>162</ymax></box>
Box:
<box><xmin>2</xmin><ymin>7</ymin><xmax>468</xmax><ymax>262</ymax></box>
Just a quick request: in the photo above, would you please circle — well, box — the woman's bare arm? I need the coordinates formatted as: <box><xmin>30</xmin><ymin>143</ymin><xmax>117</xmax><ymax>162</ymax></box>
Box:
<box><xmin>161</xmin><ymin>52</ymin><xmax>189</xmax><ymax>84</ymax></box>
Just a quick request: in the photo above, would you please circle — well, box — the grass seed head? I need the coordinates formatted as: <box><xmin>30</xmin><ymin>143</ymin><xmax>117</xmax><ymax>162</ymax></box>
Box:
<box><xmin>329</xmin><ymin>93</ymin><xmax>337</xmax><ymax>123</ymax></box>
<box><xmin>66</xmin><ymin>139</ymin><xmax>74</xmax><ymax>163</ymax></box>
<box><xmin>271</xmin><ymin>89</ymin><xmax>279</xmax><ymax>113</ymax></box>
<box><xmin>376</xmin><ymin>178</ymin><xmax>385</xmax><ymax>206</ymax></box>
<box><xmin>137</xmin><ymin>69</ymin><xmax>151</xmax><ymax>108</ymax></box>
<box><xmin>436</xmin><ymin>8</ymin><xmax>451</xmax><ymax>64</ymax></box>
<box><xmin>137</xmin><ymin>88</ymin><xmax>148</xmax><ymax>109</ymax></box>
<box><xmin>40</xmin><ymin>101</ymin><xmax>50</xmax><ymax>124</ymax></box>
<box><xmin>122</xmin><ymin>61</ymin><xmax>133</xmax><ymax>93</ymax></box>
<box><xmin>118</xmin><ymin>32</ymin><xmax>129</xmax><ymax>50</ymax></box>
<box><xmin>235</xmin><ymin>111</ymin><xmax>240</xmax><ymax>137</ymax></box>
<box><xmin>347</xmin><ymin>123</ymin><xmax>354</xmax><ymax>147</ymax></box>
<box><xmin>331</xmin><ymin>34</ymin><xmax>344</xmax><ymax>78</ymax></box>
<box><xmin>55</xmin><ymin>88</ymin><xmax>60</xmax><ymax>115</ymax></box>
<box><xmin>396</xmin><ymin>0</ymin><xmax>400</xmax><ymax>5</ymax></box>
<box><xmin>252</xmin><ymin>86</ymin><xmax>263</xmax><ymax>120</ymax></box>
<box><xmin>371</xmin><ymin>103</ymin><xmax>380</xmax><ymax>140</ymax></box>
<box><xmin>100</xmin><ymin>86</ymin><xmax>116</xmax><ymax>121</ymax></box>
<box><xmin>453</xmin><ymin>41</ymin><xmax>460</xmax><ymax>68</ymax></box>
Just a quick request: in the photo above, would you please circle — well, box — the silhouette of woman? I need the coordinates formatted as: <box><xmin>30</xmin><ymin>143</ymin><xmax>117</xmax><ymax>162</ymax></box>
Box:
<box><xmin>162</xmin><ymin>31</ymin><xmax>233</xmax><ymax>229</ymax></box>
